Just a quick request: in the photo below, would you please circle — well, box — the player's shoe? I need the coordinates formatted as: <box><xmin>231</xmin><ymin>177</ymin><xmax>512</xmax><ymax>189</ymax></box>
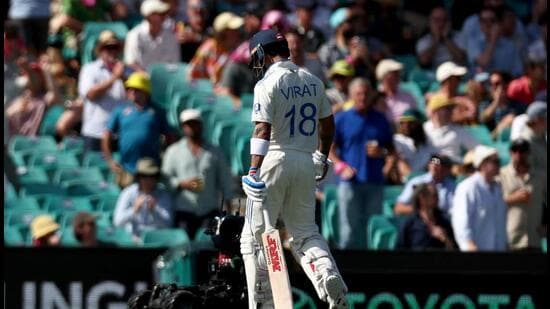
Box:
<box><xmin>324</xmin><ymin>274</ymin><xmax>348</xmax><ymax>309</ymax></box>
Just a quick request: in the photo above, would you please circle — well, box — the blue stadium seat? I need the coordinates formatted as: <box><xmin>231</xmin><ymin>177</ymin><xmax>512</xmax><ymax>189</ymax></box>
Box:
<box><xmin>142</xmin><ymin>228</ymin><xmax>191</xmax><ymax>248</ymax></box>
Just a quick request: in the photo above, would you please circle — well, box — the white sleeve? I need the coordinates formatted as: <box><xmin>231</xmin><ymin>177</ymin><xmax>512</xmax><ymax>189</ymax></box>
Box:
<box><xmin>124</xmin><ymin>30</ymin><xmax>140</xmax><ymax>66</ymax></box>
<box><xmin>451</xmin><ymin>182</ymin><xmax>474</xmax><ymax>251</ymax></box>
<box><xmin>78</xmin><ymin>64</ymin><xmax>94</xmax><ymax>98</ymax></box>
<box><xmin>251</xmin><ymin>82</ymin><xmax>273</xmax><ymax>124</ymax></box>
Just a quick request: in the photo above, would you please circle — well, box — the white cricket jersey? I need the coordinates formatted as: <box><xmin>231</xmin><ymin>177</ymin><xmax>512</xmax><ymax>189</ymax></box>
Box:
<box><xmin>251</xmin><ymin>60</ymin><xmax>332</xmax><ymax>153</ymax></box>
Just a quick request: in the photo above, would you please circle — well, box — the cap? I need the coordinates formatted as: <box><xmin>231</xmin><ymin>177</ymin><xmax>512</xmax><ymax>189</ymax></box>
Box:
<box><xmin>73</xmin><ymin>212</ymin><xmax>98</xmax><ymax>228</ymax></box>
<box><xmin>213</xmin><ymin>12</ymin><xmax>244</xmax><ymax>33</ymax></box>
<box><xmin>31</xmin><ymin>215</ymin><xmax>60</xmax><ymax>240</ymax></box>
<box><xmin>329</xmin><ymin>60</ymin><xmax>355</xmax><ymax>78</ymax></box>
<box><xmin>140</xmin><ymin>0</ymin><xmax>170</xmax><ymax>16</ymax></box>
<box><xmin>473</xmin><ymin>145</ymin><xmax>498</xmax><ymax>168</ymax></box>
<box><xmin>436</xmin><ymin>61</ymin><xmax>467</xmax><ymax>82</ymax></box>
<box><xmin>180</xmin><ymin>108</ymin><xmax>202</xmax><ymax>123</ymax></box>
<box><xmin>427</xmin><ymin>94</ymin><xmax>455</xmax><ymax>112</ymax></box>
<box><xmin>96</xmin><ymin>30</ymin><xmax>122</xmax><ymax>49</ymax></box>
<box><xmin>430</xmin><ymin>153</ymin><xmax>453</xmax><ymax>167</ymax></box>
<box><xmin>249</xmin><ymin>29</ymin><xmax>286</xmax><ymax>54</ymax></box>
<box><xmin>526</xmin><ymin>101</ymin><xmax>547</xmax><ymax>121</ymax></box>
<box><xmin>509</xmin><ymin>138</ymin><xmax>530</xmax><ymax>152</ymax></box>
<box><xmin>260</xmin><ymin>10</ymin><xmax>290</xmax><ymax>33</ymax></box>
<box><xmin>399</xmin><ymin>108</ymin><xmax>426</xmax><ymax>122</ymax></box>
<box><xmin>136</xmin><ymin>157</ymin><xmax>160</xmax><ymax>176</ymax></box>
<box><xmin>330</xmin><ymin>7</ymin><xmax>351</xmax><ymax>29</ymax></box>
<box><xmin>376</xmin><ymin>59</ymin><xmax>404</xmax><ymax>81</ymax></box>
<box><xmin>125</xmin><ymin>72</ymin><xmax>152</xmax><ymax>95</ymax></box>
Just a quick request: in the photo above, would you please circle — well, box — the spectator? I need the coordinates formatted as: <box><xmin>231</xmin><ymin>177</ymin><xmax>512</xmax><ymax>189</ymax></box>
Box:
<box><xmin>500</xmin><ymin>139</ymin><xmax>546</xmax><ymax>250</ymax></box>
<box><xmin>396</xmin><ymin>183</ymin><xmax>457</xmax><ymax>250</ymax></box>
<box><xmin>260</xmin><ymin>9</ymin><xmax>290</xmax><ymax>34</ymax></box>
<box><xmin>161</xmin><ymin>109</ymin><xmax>233</xmax><ymax>238</ymax></box>
<box><xmin>55</xmin><ymin>97</ymin><xmax>84</xmax><ymax>139</ymax></box>
<box><xmin>216</xmin><ymin>5</ymin><xmax>262</xmax><ymax>110</ymax></box>
<box><xmin>113</xmin><ymin>157</ymin><xmax>174</xmax><ymax>239</ymax></box>
<box><xmin>376</xmin><ymin>58</ymin><xmax>418</xmax><ymax>125</ymax></box>
<box><xmin>416</xmin><ymin>6</ymin><xmax>466</xmax><ymax>70</ymax></box>
<box><xmin>285</xmin><ymin>28</ymin><xmax>327</xmax><ymax>85</ymax></box>
<box><xmin>326</xmin><ymin>60</ymin><xmax>355</xmax><ymax>113</ymax></box>
<box><xmin>4</xmin><ymin>21</ymin><xmax>28</xmax><ymax>105</ymax></box>
<box><xmin>478</xmin><ymin>71</ymin><xmax>524</xmax><ymax>138</ymax></box>
<box><xmin>291</xmin><ymin>0</ymin><xmax>325</xmax><ymax>54</ymax></box>
<box><xmin>463</xmin><ymin>6</ymin><xmax>523</xmax><ymax>77</ymax></box>
<box><xmin>341</xmin><ymin>76</ymin><xmax>373</xmax><ymax>112</ymax></box>
<box><xmin>173</xmin><ymin>0</ymin><xmax>211</xmax><ymax>63</ymax></box>
<box><xmin>78</xmin><ymin>30</ymin><xmax>130</xmax><ymax>152</ymax></box>
<box><xmin>187</xmin><ymin>11</ymin><xmax>244</xmax><ymax>86</ymax></box>
<box><xmin>460</xmin><ymin>0</ymin><xmax>527</xmax><ymax>65</ymax></box>
<box><xmin>392</xmin><ymin>109</ymin><xmax>437</xmax><ymax>181</ymax></box>
<box><xmin>329</xmin><ymin>77</ymin><xmax>394</xmax><ymax>250</ymax></box>
<box><xmin>527</xmin><ymin>10</ymin><xmax>547</xmax><ymax>76</ymax></box>
<box><xmin>102</xmin><ymin>72</ymin><xmax>175</xmax><ymax>188</ymax></box>
<box><xmin>8</xmin><ymin>0</ymin><xmax>50</xmax><ymax>56</ymax></box>
<box><xmin>507</xmin><ymin>58</ymin><xmax>547</xmax><ymax>106</ymax></box>
<box><xmin>430</xmin><ymin>61</ymin><xmax>477</xmax><ymax>125</ymax></box>
<box><xmin>6</xmin><ymin>59</ymin><xmax>58</xmax><ymax>140</ymax></box>
<box><xmin>124</xmin><ymin>0</ymin><xmax>181</xmax><ymax>72</ymax></box>
<box><xmin>318</xmin><ymin>7</ymin><xmax>355</xmax><ymax>75</ymax></box>
<box><xmin>49</xmin><ymin>0</ymin><xmax>112</xmax><ymax>53</ymax></box>
<box><xmin>30</xmin><ymin>215</ymin><xmax>61</xmax><ymax>247</ymax></box>
<box><xmin>369</xmin><ymin>0</ymin><xmax>415</xmax><ymax>55</ymax></box>
<box><xmin>346</xmin><ymin>36</ymin><xmax>376</xmax><ymax>85</ymax></box>
<box><xmin>394</xmin><ymin>154</ymin><xmax>456</xmax><ymax>217</ymax></box>
<box><xmin>72</xmin><ymin>212</ymin><xmax>115</xmax><ymax>247</ymax></box>
<box><xmin>423</xmin><ymin>94</ymin><xmax>479</xmax><ymax>164</ymax></box>
<box><xmin>451</xmin><ymin>145</ymin><xmax>508</xmax><ymax>251</ymax></box>
<box><xmin>516</xmin><ymin>102</ymin><xmax>547</xmax><ymax>175</ymax></box>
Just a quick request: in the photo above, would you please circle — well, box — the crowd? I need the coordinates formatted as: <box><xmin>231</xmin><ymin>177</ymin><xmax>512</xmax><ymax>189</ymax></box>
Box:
<box><xmin>4</xmin><ymin>0</ymin><xmax>547</xmax><ymax>252</ymax></box>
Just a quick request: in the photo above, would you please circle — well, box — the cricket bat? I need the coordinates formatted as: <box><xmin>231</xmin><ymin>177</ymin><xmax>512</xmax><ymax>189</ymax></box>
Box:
<box><xmin>261</xmin><ymin>207</ymin><xmax>293</xmax><ymax>308</ymax></box>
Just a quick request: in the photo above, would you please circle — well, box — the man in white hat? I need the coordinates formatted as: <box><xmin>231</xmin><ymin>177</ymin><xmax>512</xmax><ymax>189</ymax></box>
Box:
<box><xmin>161</xmin><ymin>109</ymin><xmax>233</xmax><ymax>238</ymax></box>
<box><xmin>124</xmin><ymin>0</ymin><xmax>180</xmax><ymax>72</ymax></box>
<box><xmin>376</xmin><ymin>58</ymin><xmax>418</xmax><ymax>124</ymax></box>
<box><xmin>451</xmin><ymin>145</ymin><xmax>508</xmax><ymax>251</ymax></box>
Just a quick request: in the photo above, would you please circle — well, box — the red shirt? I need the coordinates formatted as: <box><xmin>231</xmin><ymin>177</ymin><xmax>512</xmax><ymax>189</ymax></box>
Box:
<box><xmin>507</xmin><ymin>76</ymin><xmax>547</xmax><ymax>105</ymax></box>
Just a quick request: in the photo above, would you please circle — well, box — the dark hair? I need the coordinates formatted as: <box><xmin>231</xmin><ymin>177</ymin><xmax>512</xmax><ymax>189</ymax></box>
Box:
<box><xmin>262</xmin><ymin>40</ymin><xmax>290</xmax><ymax>58</ymax></box>
<box><xmin>490</xmin><ymin>70</ymin><xmax>512</xmax><ymax>85</ymax></box>
<box><xmin>412</xmin><ymin>183</ymin><xmax>438</xmax><ymax>211</ymax></box>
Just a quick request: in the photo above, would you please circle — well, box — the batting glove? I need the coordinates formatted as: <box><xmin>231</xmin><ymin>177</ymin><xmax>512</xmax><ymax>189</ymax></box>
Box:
<box><xmin>242</xmin><ymin>168</ymin><xmax>266</xmax><ymax>202</ymax></box>
<box><xmin>313</xmin><ymin>150</ymin><xmax>332</xmax><ymax>181</ymax></box>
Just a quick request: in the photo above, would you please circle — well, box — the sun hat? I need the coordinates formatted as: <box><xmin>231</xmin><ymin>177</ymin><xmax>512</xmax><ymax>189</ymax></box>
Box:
<box><xmin>213</xmin><ymin>12</ymin><xmax>244</xmax><ymax>33</ymax></box>
<box><xmin>180</xmin><ymin>108</ymin><xmax>202</xmax><ymax>124</ymax></box>
<box><xmin>136</xmin><ymin>157</ymin><xmax>160</xmax><ymax>176</ymax></box>
<box><xmin>473</xmin><ymin>145</ymin><xmax>499</xmax><ymax>168</ymax></box>
<box><xmin>140</xmin><ymin>0</ymin><xmax>170</xmax><ymax>16</ymax></box>
<box><xmin>427</xmin><ymin>94</ymin><xmax>455</xmax><ymax>112</ymax></box>
<box><xmin>31</xmin><ymin>215</ymin><xmax>60</xmax><ymax>240</ymax></box>
<box><xmin>329</xmin><ymin>60</ymin><xmax>355</xmax><ymax>78</ymax></box>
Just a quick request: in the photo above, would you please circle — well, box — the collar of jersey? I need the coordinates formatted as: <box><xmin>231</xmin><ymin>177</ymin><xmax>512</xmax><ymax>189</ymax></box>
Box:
<box><xmin>261</xmin><ymin>59</ymin><xmax>298</xmax><ymax>81</ymax></box>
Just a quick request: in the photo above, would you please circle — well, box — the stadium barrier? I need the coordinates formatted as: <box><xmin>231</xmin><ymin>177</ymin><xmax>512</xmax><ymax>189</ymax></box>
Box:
<box><xmin>4</xmin><ymin>247</ymin><xmax>547</xmax><ymax>308</ymax></box>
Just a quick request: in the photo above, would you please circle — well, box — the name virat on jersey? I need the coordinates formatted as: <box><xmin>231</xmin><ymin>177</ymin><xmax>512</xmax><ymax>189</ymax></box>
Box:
<box><xmin>280</xmin><ymin>83</ymin><xmax>319</xmax><ymax>100</ymax></box>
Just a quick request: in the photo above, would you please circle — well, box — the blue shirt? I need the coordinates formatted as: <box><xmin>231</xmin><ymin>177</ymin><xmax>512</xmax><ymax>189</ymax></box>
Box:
<box><xmin>451</xmin><ymin>172</ymin><xmax>508</xmax><ymax>251</ymax></box>
<box><xmin>334</xmin><ymin>109</ymin><xmax>393</xmax><ymax>184</ymax></box>
<box><xmin>107</xmin><ymin>103</ymin><xmax>171</xmax><ymax>173</ymax></box>
<box><xmin>396</xmin><ymin>173</ymin><xmax>456</xmax><ymax>215</ymax></box>
<box><xmin>466</xmin><ymin>35</ymin><xmax>523</xmax><ymax>77</ymax></box>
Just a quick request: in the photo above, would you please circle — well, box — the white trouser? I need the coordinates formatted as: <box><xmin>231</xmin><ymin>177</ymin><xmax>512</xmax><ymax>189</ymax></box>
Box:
<box><xmin>240</xmin><ymin>150</ymin><xmax>347</xmax><ymax>308</ymax></box>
